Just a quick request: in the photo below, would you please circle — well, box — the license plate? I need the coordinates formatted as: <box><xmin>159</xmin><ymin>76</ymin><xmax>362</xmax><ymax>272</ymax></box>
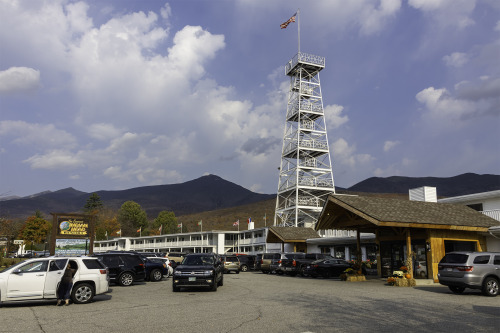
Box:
<box><xmin>446</xmin><ymin>268</ymin><xmax>452</xmax><ymax>271</ymax></box>
<box><xmin>306</xmin><ymin>266</ymin><xmax>310</xmax><ymax>269</ymax></box>
<box><xmin>188</xmin><ymin>277</ymin><xmax>196</xmax><ymax>281</ymax></box>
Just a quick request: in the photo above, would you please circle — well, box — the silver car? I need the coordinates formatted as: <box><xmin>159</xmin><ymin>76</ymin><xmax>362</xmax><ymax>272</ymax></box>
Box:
<box><xmin>437</xmin><ymin>251</ymin><xmax>500</xmax><ymax>297</ymax></box>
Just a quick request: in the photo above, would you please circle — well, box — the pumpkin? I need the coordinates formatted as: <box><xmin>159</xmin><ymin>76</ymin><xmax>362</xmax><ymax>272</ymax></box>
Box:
<box><xmin>405</xmin><ymin>273</ymin><xmax>411</xmax><ymax>279</ymax></box>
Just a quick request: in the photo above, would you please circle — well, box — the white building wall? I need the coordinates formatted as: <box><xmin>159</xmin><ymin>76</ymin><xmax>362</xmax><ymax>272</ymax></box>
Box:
<box><xmin>216</xmin><ymin>233</ymin><xmax>225</xmax><ymax>254</ymax></box>
<box><xmin>486</xmin><ymin>236</ymin><xmax>500</xmax><ymax>252</ymax></box>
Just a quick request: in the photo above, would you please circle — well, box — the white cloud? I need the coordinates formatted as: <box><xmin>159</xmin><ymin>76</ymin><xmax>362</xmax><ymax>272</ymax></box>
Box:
<box><xmin>383</xmin><ymin>140</ymin><xmax>400</xmax><ymax>152</ymax></box>
<box><xmin>0</xmin><ymin>120</ymin><xmax>76</xmax><ymax>148</ymax></box>
<box><xmin>24</xmin><ymin>150</ymin><xmax>84</xmax><ymax>170</ymax></box>
<box><xmin>87</xmin><ymin>123</ymin><xmax>125</xmax><ymax>141</ymax></box>
<box><xmin>332</xmin><ymin>138</ymin><xmax>374</xmax><ymax>167</ymax></box>
<box><xmin>495</xmin><ymin>20</ymin><xmax>500</xmax><ymax>31</ymax></box>
<box><xmin>408</xmin><ymin>0</ymin><xmax>476</xmax><ymax>29</ymax></box>
<box><xmin>443</xmin><ymin>52</ymin><xmax>469</xmax><ymax>67</ymax></box>
<box><xmin>358</xmin><ymin>0</ymin><xmax>402</xmax><ymax>35</ymax></box>
<box><xmin>0</xmin><ymin>67</ymin><xmax>40</xmax><ymax>94</ymax></box>
<box><xmin>324</xmin><ymin>104</ymin><xmax>349</xmax><ymax>129</ymax></box>
<box><xmin>416</xmin><ymin>77</ymin><xmax>500</xmax><ymax>121</ymax></box>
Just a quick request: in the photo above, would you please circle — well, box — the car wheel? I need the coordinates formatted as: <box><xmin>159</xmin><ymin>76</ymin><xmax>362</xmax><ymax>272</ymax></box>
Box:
<box><xmin>71</xmin><ymin>283</ymin><xmax>95</xmax><ymax>304</ymax></box>
<box><xmin>240</xmin><ymin>265</ymin><xmax>248</xmax><ymax>272</ymax></box>
<box><xmin>482</xmin><ymin>277</ymin><xmax>499</xmax><ymax>297</ymax></box>
<box><xmin>150</xmin><ymin>269</ymin><xmax>163</xmax><ymax>282</ymax></box>
<box><xmin>448</xmin><ymin>286</ymin><xmax>465</xmax><ymax>294</ymax></box>
<box><xmin>119</xmin><ymin>272</ymin><xmax>134</xmax><ymax>286</ymax></box>
<box><xmin>172</xmin><ymin>284</ymin><xmax>180</xmax><ymax>292</ymax></box>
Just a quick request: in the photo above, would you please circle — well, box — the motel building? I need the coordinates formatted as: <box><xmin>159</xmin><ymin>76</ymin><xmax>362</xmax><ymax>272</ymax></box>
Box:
<box><xmin>94</xmin><ymin>188</ymin><xmax>500</xmax><ymax>282</ymax></box>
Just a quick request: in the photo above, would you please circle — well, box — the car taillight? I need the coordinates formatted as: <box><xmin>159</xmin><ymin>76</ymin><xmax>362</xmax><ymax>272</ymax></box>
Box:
<box><xmin>261</xmin><ymin>259</ymin><xmax>263</xmax><ymax>264</ymax></box>
<box><xmin>99</xmin><ymin>269</ymin><xmax>107</xmax><ymax>274</ymax></box>
<box><xmin>457</xmin><ymin>266</ymin><xmax>473</xmax><ymax>272</ymax></box>
<box><xmin>313</xmin><ymin>265</ymin><xmax>318</xmax><ymax>268</ymax></box>
<box><xmin>139</xmin><ymin>263</ymin><xmax>144</xmax><ymax>268</ymax></box>
<box><xmin>292</xmin><ymin>260</ymin><xmax>296</xmax><ymax>267</ymax></box>
<box><xmin>278</xmin><ymin>260</ymin><xmax>282</xmax><ymax>264</ymax></box>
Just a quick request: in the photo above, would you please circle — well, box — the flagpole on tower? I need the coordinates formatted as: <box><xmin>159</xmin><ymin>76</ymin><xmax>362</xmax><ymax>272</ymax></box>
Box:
<box><xmin>297</xmin><ymin>8</ymin><xmax>300</xmax><ymax>54</ymax></box>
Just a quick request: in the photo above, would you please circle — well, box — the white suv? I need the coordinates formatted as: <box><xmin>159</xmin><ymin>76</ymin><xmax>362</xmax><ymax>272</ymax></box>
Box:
<box><xmin>0</xmin><ymin>256</ymin><xmax>109</xmax><ymax>305</ymax></box>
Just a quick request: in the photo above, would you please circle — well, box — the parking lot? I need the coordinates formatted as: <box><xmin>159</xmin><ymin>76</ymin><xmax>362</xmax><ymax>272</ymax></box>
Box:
<box><xmin>1</xmin><ymin>272</ymin><xmax>499</xmax><ymax>333</ymax></box>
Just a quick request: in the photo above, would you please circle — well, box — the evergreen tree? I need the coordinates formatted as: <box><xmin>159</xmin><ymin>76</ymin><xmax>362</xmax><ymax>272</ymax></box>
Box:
<box><xmin>84</xmin><ymin>193</ymin><xmax>103</xmax><ymax>213</ymax></box>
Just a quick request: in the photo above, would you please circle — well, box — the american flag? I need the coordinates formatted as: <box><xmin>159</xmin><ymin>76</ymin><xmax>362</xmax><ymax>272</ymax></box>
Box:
<box><xmin>280</xmin><ymin>12</ymin><xmax>297</xmax><ymax>29</ymax></box>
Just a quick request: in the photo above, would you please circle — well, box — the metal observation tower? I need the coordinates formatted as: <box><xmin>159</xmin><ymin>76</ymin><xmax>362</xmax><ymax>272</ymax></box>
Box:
<box><xmin>274</xmin><ymin>52</ymin><xmax>336</xmax><ymax>228</ymax></box>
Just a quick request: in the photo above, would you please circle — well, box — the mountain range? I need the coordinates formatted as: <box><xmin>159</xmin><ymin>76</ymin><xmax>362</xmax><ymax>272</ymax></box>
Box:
<box><xmin>1</xmin><ymin>173</ymin><xmax>499</xmax><ymax>221</ymax></box>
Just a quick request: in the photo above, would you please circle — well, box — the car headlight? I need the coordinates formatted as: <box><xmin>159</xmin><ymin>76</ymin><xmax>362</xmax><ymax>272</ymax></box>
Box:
<box><xmin>204</xmin><ymin>270</ymin><xmax>214</xmax><ymax>275</ymax></box>
<box><xmin>174</xmin><ymin>270</ymin><xmax>181</xmax><ymax>276</ymax></box>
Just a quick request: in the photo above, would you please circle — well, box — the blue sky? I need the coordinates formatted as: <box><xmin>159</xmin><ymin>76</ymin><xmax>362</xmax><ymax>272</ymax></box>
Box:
<box><xmin>1</xmin><ymin>0</ymin><xmax>499</xmax><ymax>198</ymax></box>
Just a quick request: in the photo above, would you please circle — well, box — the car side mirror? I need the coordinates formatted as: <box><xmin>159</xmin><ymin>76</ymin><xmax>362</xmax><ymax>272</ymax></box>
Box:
<box><xmin>12</xmin><ymin>269</ymin><xmax>22</xmax><ymax>274</ymax></box>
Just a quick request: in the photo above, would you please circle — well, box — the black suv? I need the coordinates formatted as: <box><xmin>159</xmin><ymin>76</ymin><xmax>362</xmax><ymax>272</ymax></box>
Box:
<box><xmin>93</xmin><ymin>253</ymin><xmax>146</xmax><ymax>286</ymax></box>
<box><xmin>105</xmin><ymin>251</ymin><xmax>168</xmax><ymax>282</ymax></box>
<box><xmin>172</xmin><ymin>253</ymin><xmax>224</xmax><ymax>292</ymax></box>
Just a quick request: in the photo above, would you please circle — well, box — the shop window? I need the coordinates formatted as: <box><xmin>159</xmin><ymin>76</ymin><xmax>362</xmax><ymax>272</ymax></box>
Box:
<box><xmin>334</xmin><ymin>246</ymin><xmax>345</xmax><ymax>260</ymax></box>
<box><xmin>365</xmin><ymin>245</ymin><xmax>377</xmax><ymax>262</ymax></box>
<box><xmin>444</xmin><ymin>240</ymin><xmax>476</xmax><ymax>253</ymax></box>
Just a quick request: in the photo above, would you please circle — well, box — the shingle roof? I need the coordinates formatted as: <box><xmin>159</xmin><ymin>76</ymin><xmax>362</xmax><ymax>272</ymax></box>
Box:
<box><xmin>267</xmin><ymin>226</ymin><xmax>321</xmax><ymax>242</ymax></box>
<box><xmin>316</xmin><ymin>194</ymin><xmax>500</xmax><ymax>230</ymax></box>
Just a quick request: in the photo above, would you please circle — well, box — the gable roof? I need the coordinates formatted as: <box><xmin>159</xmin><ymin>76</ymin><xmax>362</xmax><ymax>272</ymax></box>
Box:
<box><xmin>316</xmin><ymin>194</ymin><xmax>500</xmax><ymax>232</ymax></box>
<box><xmin>266</xmin><ymin>226</ymin><xmax>320</xmax><ymax>243</ymax></box>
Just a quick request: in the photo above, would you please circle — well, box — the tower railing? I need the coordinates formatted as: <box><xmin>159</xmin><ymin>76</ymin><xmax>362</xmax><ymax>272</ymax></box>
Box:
<box><xmin>285</xmin><ymin>53</ymin><xmax>326</xmax><ymax>75</ymax></box>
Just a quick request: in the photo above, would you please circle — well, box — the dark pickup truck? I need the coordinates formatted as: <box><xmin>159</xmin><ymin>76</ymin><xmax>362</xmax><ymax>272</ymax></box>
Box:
<box><xmin>280</xmin><ymin>253</ymin><xmax>334</xmax><ymax>276</ymax></box>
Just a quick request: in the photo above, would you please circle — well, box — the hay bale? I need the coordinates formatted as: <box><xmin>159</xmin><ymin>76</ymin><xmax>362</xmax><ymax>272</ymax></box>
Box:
<box><xmin>346</xmin><ymin>275</ymin><xmax>366</xmax><ymax>282</ymax></box>
<box><xmin>394</xmin><ymin>277</ymin><xmax>416</xmax><ymax>287</ymax></box>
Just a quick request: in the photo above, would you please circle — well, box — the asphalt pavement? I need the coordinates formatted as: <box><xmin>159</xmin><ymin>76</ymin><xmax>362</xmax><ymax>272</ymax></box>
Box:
<box><xmin>1</xmin><ymin>272</ymin><xmax>499</xmax><ymax>332</ymax></box>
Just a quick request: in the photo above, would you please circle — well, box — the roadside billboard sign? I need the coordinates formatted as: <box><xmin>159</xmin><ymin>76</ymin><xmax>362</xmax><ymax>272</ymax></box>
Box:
<box><xmin>50</xmin><ymin>213</ymin><xmax>95</xmax><ymax>256</ymax></box>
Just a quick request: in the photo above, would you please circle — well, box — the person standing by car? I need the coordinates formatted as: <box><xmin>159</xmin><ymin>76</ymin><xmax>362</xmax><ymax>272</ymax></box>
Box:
<box><xmin>57</xmin><ymin>262</ymin><xmax>76</xmax><ymax>306</ymax></box>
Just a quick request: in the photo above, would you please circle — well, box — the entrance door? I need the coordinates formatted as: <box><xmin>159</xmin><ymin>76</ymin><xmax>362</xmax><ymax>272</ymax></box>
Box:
<box><xmin>380</xmin><ymin>242</ymin><xmax>405</xmax><ymax>277</ymax></box>
<box><xmin>413</xmin><ymin>244</ymin><xmax>428</xmax><ymax>279</ymax></box>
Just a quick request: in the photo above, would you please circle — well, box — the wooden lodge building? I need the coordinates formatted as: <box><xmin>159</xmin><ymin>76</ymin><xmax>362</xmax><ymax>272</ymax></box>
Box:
<box><xmin>315</xmin><ymin>194</ymin><xmax>500</xmax><ymax>281</ymax></box>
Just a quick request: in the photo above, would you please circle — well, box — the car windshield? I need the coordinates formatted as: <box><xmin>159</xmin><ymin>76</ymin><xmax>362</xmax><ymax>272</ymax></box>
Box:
<box><xmin>182</xmin><ymin>256</ymin><xmax>214</xmax><ymax>266</ymax></box>
<box><xmin>0</xmin><ymin>260</ymin><xmax>26</xmax><ymax>273</ymax></box>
